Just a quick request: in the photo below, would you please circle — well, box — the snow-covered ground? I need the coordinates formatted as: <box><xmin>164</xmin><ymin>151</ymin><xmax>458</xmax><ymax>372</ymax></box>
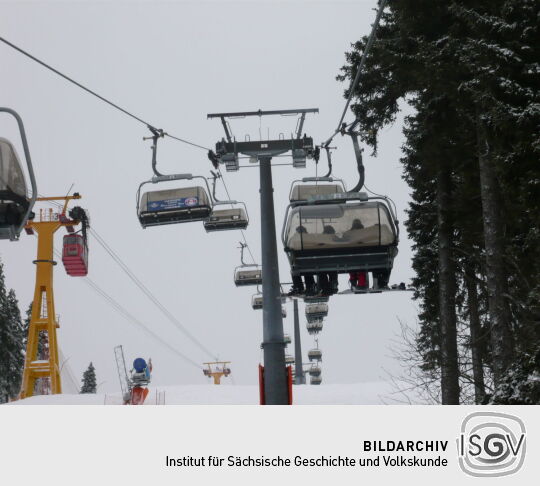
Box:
<box><xmin>6</xmin><ymin>382</ymin><xmax>415</xmax><ymax>405</ymax></box>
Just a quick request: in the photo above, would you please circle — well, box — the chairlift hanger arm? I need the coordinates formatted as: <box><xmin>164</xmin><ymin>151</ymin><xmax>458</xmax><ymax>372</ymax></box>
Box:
<box><xmin>210</xmin><ymin>170</ymin><xmax>221</xmax><ymax>202</ymax></box>
<box><xmin>347</xmin><ymin>130</ymin><xmax>365</xmax><ymax>193</ymax></box>
<box><xmin>323</xmin><ymin>145</ymin><xmax>333</xmax><ymax>177</ymax></box>
<box><xmin>323</xmin><ymin>0</ymin><xmax>387</xmax><ymax>148</ymax></box>
<box><xmin>237</xmin><ymin>242</ymin><xmax>251</xmax><ymax>266</ymax></box>
<box><xmin>296</xmin><ymin>113</ymin><xmax>306</xmax><ymax>139</ymax></box>
<box><xmin>143</xmin><ymin>127</ymin><xmax>165</xmax><ymax>177</ymax></box>
<box><xmin>220</xmin><ymin>117</ymin><xmax>233</xmax><ymax>143</ymax></box>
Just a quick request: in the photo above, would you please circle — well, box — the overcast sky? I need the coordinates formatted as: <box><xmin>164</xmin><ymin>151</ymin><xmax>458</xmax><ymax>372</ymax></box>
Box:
<box><xmin>0</xmin><ymin>0</ymin><xmax>418</xmax><ymax>394</ymax></box>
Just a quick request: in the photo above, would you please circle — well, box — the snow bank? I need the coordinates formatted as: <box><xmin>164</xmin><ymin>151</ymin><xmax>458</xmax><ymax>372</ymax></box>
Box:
<box><xmin>6</xmin><ymin>382</ymin><xmax>410</xmax><ymax>405</ymax></box>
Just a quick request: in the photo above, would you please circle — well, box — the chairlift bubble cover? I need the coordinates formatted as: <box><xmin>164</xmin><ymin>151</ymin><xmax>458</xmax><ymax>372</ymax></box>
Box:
<box><xmin>141</xmin><ymin>187</ymin><xmax>209</xmax><ymax>210</ymax></box>
<box><xmin>306</xmin><ymin>304</ymin><xmax>328</xmax><ymax>315</ymax></box>
<box><xmin>284</xmin><ymin>201</ymin><xmax>398</xmax><ymax>276</ymax></box>
<box><xmin>285</xmin><ymin>202</ymin><xmax>396</xmax><ymax>251</ymax></box>
<box><xmin>204</xmin><ymin>208</ymin><xmax>248</xmax><ymax>232</ymax></box>
<box><xmin>235</xmin><ymin>268</ymin><xmax>262</xmax><ymax>286</ymax></box>
<box><xmin>0</xmin><ymin>138</ymin><xmax>29</xmax><ymax>233</ymax></box>
<box><xmin>307</xmin><ymin>321</ymin><xmax>323</xmax><ymax>334</ymax></box>
<box><xmin>311</xmin><ymin>375</ymin><xmax>322</xmax><ymax>384</ymax></box>
<box><xmin>309</xmin><ymin>365</ymin><xmax>322</xmax><ymax>377</ymax></box>
<box><xmin>139</xmin><ymin>186</ymin><xmax>211</xmax><ymax>226</ymax></box>
<box><xmin>251</xmin><ymin>295</ymin><xmax>263</xmax><ymax>309</ymax></box>
<box><xmin>290</xmin><ymin>184</ymin><xmax>344</xmax><ymax>202</ymax></box>
<box><xmin>0</xmin><ymin>138</ymin><xmax>27</xmax><ymax>197</ymax></box>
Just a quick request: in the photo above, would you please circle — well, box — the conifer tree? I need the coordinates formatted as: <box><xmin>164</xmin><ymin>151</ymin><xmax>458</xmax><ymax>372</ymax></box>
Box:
<box><xmin>0</xmin><ymin>261</ymin><xmax>25</xmax><ymax>402</ymax></box>
<box><xmin>80</xmin><ymin>362</ymin><xmax>97</xmax><ymax>394</ymax></box>
<box><xmin>338</xmin><ymin>0</ymin><xmax>539</xmax><ymax>403</ymax></box>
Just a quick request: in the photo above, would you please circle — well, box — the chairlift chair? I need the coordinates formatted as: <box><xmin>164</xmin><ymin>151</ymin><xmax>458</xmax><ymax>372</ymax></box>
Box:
<box><xmin>136</xmin><ymin>173</ymin><xmax>213</xmax><ymax>228</ymax></box>
<box><xmin>310</xmin><ymin>375</ymin><xmax>322</xmax><ymax>385</ymax></box>
<box><xmin>234</xmin><ymin>243</ymin><xmax>262</xmax><ymax>286</ymax></box>
<box><xmin>285</xmin><ymin>354</ymin><xmax>295</xmax><ymax>365</ymax></box>
<box><xmin>308</xmin><ymin>364</ymin><xmax>321</xmax><ymax>377</ymax></box>
<box><xmin>284</xmin><ymin>334</ymin><xmax>291</xmax><ymax>345</ymax></box>
<box><xmin>306</xmin><ymin>320</ymin><xmax>323</xmax><ymax>335</ymax></box>
<box><xmin>305</xmin><ymin>303</ymin><xmax>328</xmax><ymax>322</ymax></box>
<box><xmin>204</xmin><ymin>201</ymin><xmax>248</xmax><ymax>232</ymax></box>
<box><xmin>282</xmin><ymin>191</ymin><xmax>399</xmax><ymax>280</ymax></box>
<box><xmin>235</xmin><ymin>265</ymin><xmax>262</xmax><ymax>286</ymax></box>
<box><xmin>0</xmin><ymin>109</ymin><xmax>37</xmax><ymax>241</ymax></box>
<box><xmin>251</xmin><ymin>294</ymin><xmax>263</xmax><ymax>310</ymax></box>
<box><xmin>308</xmin><ymin>348</ymin><xmax>322</xmax><ymax>362</ymax></box>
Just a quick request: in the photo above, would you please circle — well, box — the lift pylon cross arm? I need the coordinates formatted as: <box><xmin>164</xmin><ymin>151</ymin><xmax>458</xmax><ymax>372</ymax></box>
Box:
<box><xmin>216</xmin><ymin>137</ymin><xmax>314</xmax><ymax>159</ymax></box>
<box><xmin>207</xmin><ymin>108</ymin><xmax>318</xmax><ymax>119</ymax></box>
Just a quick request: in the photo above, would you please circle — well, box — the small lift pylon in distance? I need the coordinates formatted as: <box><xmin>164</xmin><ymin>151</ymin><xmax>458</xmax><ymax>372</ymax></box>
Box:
<box><xmin>203</xmin><ymin>361</ymin><xmax>231</xmax><ymax>385</ymax></box>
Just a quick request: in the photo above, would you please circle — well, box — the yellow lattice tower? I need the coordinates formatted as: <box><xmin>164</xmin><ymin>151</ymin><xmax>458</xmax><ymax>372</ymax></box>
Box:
<box><xmin>20</xmin><ymin>195</ymin><xmax>83</xmax><ymax>398</ymax></box>
<box><xmin>203</xmin><ymin>361</ymin><xmax>231</xmax><ymax>385</ymax></box>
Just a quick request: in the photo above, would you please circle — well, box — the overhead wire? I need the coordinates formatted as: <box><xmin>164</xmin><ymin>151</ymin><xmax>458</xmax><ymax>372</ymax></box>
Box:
<box><xmin>90</xmin><ymin>227</ymin><xmax>217</xmax><ymax>360</ymax></box>
<box><xmin>49</xmin><ymin>241</ymin><xmax>204</xmax><ymax>370</ymax></box>
<box><xmin>82</xmin><ymin>276</ymin><xmax>202</xmax><ymax>369</ymax></box>
<box><xmin>216</xmin><ymin>166</ymin><xmax>257</xmax><ymax>265</ymax></box>
<box><xmin>4</xmin><ymin>34</ymin><xmax>254</xmax><ymax>264</ymax></box>
<box><xmin>58</xmin><ymin>348</ymin><xmax>81</xmax><ymax>393</ymax></box>
<box><xmin>3</xmin><ymin>32</ymin><xmax>243</xmax><ymax>362</ymax></box>
<box><xmin>7</xmin><ymin>32</ymin><xmax>288</xmax><ymax>325</ymax></box>
<box><xmin>164</xmin><ymin>133</ymin><xmax>210</xmax><ymax>151</ymax></box>
<box><xmin>323</xmin><ymin>0</ymin><xmax>387</xmax><ymax>146</ymax></box>
<box><xmin>88</xmin><ymin>227</ymin><xmax>218</xmax><ymax>361</ymax></box>
<box><xmin>3</xmin><ymin>33</ymin><xmax>273</xmax><ymax>268</ymax></box>
<box><xmin>0</xmin><ymin>35</ymin><xmax>208</xmax><ymax>152</ymax></box>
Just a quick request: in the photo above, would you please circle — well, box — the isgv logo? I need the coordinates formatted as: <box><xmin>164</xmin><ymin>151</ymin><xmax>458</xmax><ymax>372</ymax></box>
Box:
<box><xmin>457</xmin><ymin>411</ymin><xmax>526</xmax><ymax>477</ymax></box>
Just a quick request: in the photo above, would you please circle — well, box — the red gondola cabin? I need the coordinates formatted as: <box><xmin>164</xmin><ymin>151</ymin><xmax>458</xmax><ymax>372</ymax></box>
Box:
<box><xmin>62</xmin><ymin>234</ymin><xmax>88</xmax><ymax>276</ymax></box>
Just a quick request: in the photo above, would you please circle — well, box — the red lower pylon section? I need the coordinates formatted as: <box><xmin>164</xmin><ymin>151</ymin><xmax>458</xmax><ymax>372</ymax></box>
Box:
<box><xmin>130</xmin><ymin>386</ymin><xmax>149</xmax><ymax>405</ymax></box>
<box><xmin>258</xmin><ymin>365</ymin><xmax>293</xmax><ymax>405</ymax></box>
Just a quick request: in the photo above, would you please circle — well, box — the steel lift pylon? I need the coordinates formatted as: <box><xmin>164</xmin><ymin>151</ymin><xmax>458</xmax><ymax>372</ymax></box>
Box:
<box><xmin>19</xmin><ymin>195</ymin><xmax>84</xmax><ymax>398</ymax></box>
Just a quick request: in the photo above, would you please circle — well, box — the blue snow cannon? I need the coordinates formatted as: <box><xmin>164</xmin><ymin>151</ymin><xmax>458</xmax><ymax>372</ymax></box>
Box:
<box><xmin>133</xmin><ymin>358</ymin><xmax>147</xmax><ymax>373</ymax></box>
